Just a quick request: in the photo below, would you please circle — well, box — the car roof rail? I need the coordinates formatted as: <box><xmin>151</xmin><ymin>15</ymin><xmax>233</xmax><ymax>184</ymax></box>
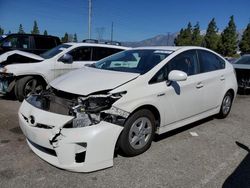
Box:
<box><xmin>82</xmin><ymin>39</ymin><xmax>99</xmax><ymax>43</ymax></box>
<box><xmin>104</xmin><ymin>41</ymin><xmax>121</xmax><ymax>46</ymax></box>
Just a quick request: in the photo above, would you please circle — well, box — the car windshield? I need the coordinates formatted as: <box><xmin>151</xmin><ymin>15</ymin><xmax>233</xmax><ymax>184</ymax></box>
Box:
<box><xmin>235</xmin><ymin>55</ymin><xmax>250</xmax><ymax>65</ymax></box>
<box><xmin>40</xmin><ymin>44</ymin><xmax>71</xmax><ymax>59</ymax></box>
<box><xmin>93</xmin><ymin>49</ymin><xmax>171</xmax><ymax>74</ymax></box>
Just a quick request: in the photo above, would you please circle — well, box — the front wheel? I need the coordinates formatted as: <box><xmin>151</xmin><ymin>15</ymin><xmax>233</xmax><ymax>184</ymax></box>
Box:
<box><xmin>118</xmin><ymin>109</ymin><xmax>156</xmax><ymax>157</ymax></box>
<box><xmin>217</xmin><ymin>91</ymin><xmax>233</xmax><ymax>118</ymax></box>
<box><xmin>15</xmin><ymin>76</ymin><xmax>45</xmax><ymax>102</ymax></box>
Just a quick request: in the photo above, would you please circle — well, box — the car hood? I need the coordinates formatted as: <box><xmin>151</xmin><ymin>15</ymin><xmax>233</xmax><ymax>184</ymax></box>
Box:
<box><xmin>50</xmin><ymin>67</ymin><xmax>140</xmax><ymax>96</ymax></box>
<box><xmin>233</xmin><ymin>64</ymin><xmax>250</xmax><ymax>70</ymax></box>
<box><xmin>0</xmin><ymin>50</ymin><xmax>44</xmax><ymax>65</ymax></box>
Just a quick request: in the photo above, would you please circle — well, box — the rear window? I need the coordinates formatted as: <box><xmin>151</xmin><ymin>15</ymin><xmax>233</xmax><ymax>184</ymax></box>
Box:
<box><xmin>34</xmin><ymin>36</ymin><xmax>57</xmax><ymax>49</ymax></box>
<box><xmin>198</xmin><ymin>50</ymin><xmax>225</xmax><ymax>73</ymax></box>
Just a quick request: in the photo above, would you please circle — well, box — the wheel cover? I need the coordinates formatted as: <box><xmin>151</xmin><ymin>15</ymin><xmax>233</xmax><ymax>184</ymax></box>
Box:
<box><xmin>128</xmin><ymin>117</ymin><xmax>153</xmax><ymax>150</ymax></box>
<box><xmin>222</xmin><ymin>95</ymin><xmax>232</xmax><ymax>115</ymax></box>
<box><xmin>24</xmin><ymin>79</ymin><xmax>43</xmax><ymax>97</ymax></box>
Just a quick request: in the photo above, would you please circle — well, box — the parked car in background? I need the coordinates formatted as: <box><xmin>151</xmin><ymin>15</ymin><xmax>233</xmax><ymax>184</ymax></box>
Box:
<box><xmin>0</xmin><ymin>42</ymin><xmax>128</xmax><ymax>101</ymax></box>
<box><xmin>18</xmin><ymin>46</ymin><xmax>237</xmax><ymax>172</ymax></box>
<box><xmin>233</xmin><ymin>54</ymin><xmax>250</xmax><ymax>93</ymax></box>
<box><xmin>0</xmin><ymin>33</ymin><xmax>61</xmax><ymax>55</ymax></box>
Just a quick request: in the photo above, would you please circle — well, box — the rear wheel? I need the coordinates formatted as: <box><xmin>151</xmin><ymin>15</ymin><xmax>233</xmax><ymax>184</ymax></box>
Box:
<box><xmin>15</xmin><ymin>76</ymin><xmax>45</xmax><ymax>102</ymax></box>
<box><xmin>217</xmin><ymin>91</ymin><xmax>233</xmax><ymax>118</ymax></box>
<box><xmin>119</xmin><ymin>109</ymin><xmax>156</xmax><ymax>156</ymax></box>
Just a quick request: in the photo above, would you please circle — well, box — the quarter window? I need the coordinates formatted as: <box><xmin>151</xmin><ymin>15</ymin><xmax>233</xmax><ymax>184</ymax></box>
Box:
<box><xmin>198</xmin><ymin>50</ymin><xmax>225</xmax><ymax>73</ymax></box>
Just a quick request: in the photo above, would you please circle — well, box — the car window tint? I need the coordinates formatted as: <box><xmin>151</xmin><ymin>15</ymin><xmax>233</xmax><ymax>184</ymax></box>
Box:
<box><xmin>149</xmin><ymin>50</ymin><xmax>198</xmax><ymax>84</ymax></box>
<box><xmin>34</xmin><ymin>37</ymin><xmax>56</xmax><ymax>49</ymax></box>
<box><xmin>5</xmin><ymin>35</ymin><xmax>30</xmax><ymax>49</ymax></box>
<box><xmin>198</xmin><ymin>50</ymin><xmax>225</xmax><ymax>73</ymax></box>
<box><xmin>69</xmin><ymin>47</ymin><xmax>92</xmax><ymax>61</ymax></box>
<box><xmin>92</xmin><ymin>47</ymin><xmax>122</xmax><ymax>61</ymax></box>
<box><xmin>235</xmin><ymin>55</ymin><xmax>250</xmax><ymax>65</ymax></box>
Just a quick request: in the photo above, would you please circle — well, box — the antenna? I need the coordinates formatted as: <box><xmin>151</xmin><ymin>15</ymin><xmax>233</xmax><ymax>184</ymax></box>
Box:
<box><xmin>88</xmin><ymin>0</ymin><xmax>92</xmax><ymax>39</ymax></box>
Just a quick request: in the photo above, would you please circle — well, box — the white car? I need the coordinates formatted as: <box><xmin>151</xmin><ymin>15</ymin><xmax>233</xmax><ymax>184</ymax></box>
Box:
<box><xmin>18</xmin><ymin>46</ymin><xmax>237</xmax><ymax>172</ymax></box>
<box><xmin>0</xmin><ymin>42</ymin><xmax>128</xmax><ymax>101</ymax></box>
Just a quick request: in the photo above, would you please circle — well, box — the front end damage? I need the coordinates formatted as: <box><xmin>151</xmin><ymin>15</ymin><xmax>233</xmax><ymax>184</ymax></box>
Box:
<box><xmin>0</xmin><ymin>70</ymin><xmax>15</xmax><ymax>94</ymax></box>
<box><xmin>18</xmin><ymin>88</ymin><xmax>130</xmax><ymax>172</ymax></box>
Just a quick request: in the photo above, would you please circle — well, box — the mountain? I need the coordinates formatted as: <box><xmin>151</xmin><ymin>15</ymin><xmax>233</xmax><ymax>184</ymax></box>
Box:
<box><xmin>122</xmin><ymin>33</ymin><xmax>177</xmax><ymax>47</ymax></box>
<box><xmin>122</xmin><ymin>30</ymin><xmax>244</xmax><ymax>47</ymax></box>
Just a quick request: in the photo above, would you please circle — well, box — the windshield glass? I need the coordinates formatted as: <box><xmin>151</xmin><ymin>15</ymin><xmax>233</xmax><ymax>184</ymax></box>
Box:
<box><xmin>235</xmin><ymin>55</ymin><xmax>250</xmax><ymax>65</ymax></box>
<box><xmin>40</xmin><ymin>44</ymin><xmax>71</xmax><ymax>59</ymax></box>
<box><xmin>94</xmin><ymin>49</ymin><xmax>171</xmax><ymax>74</ymax></box>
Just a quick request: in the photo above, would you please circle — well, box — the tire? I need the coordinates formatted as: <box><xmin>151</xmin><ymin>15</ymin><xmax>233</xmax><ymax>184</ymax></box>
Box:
<box><xmin>119</xmin><ymin>109</ymin><xmax>156</xmax><ymax>157</ymax></box>
<box><xmin>217</xmin><ymin>91</ymin><xmax>233</xmax><ymax>119</ymax></box>
<box><xmin>15</xmin><ymin>76</ymin><xmax>45</xmax><ymax>102</ymax></box>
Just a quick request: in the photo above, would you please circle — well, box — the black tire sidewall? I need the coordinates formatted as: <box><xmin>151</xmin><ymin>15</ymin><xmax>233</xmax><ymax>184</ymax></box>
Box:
<box><xmin>218</xmin><ymin>92</ymin><xmax>233</xmax><ymax>118</ymax></box>
<box><xmin>119</xmin><ymin>109</ymin><xmax>156</xmax><ymax>157</ymax></box>
<box><xmin>15</xmin><ymin>76</ymin><xmax>42</xmax><ymax>102</ymax></box>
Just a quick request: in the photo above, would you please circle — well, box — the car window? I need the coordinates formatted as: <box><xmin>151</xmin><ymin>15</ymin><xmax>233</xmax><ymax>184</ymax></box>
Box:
<box><xmin>94</xmin><ymin>49</ymin><xmax>170</xmax><ymax>74</ymax></box>
<box><xmin>68</xmin><ymin>47</ymin><xmax>92</xmax><ymax>61</ymax></box>
<box><xmin>149</xmin><ymin>50</ymin><xmax>199</xmax><ymax>84</ymax></box>
<box><xmin>34</xmin><ymin>36</ymin><xmax>57</xmax><ymax>49</ymax></box>
<box><xmin>40</xmin><ymin>44</ymin><xmax>71</xmax><ymax>59</ymax></box>
<box><xmin>92</xmin><ymin>47</ymin><xmax>123</xmax><ymax>61</ymax></box>
<box><xmin>198</xmin><ymin>50</ymin><xmax>225</xmax><ymax>73</ymax></box>
<box><xmin>3</xmin><ymin>35</ymin><xmax>30</xmax><ymax>49</ymax></box>
<box><xmin>234</xmin><ymin>55</ymin><xmax>250</xmax><ymax>65</ymax></box>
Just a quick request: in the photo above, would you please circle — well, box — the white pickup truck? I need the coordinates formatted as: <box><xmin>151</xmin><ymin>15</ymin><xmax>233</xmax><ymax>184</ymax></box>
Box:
<box><xmin>0</xmin><ymin>42</ymin><xmax>128</xmax><ymax>101</ymax></box>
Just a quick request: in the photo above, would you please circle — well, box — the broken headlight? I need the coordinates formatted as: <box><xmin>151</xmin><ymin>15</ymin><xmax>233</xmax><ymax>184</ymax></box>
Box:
<box><xmin>71</xmin><ymin>91</ymin><xmax>127</xmax><ymax>128</ymax></box>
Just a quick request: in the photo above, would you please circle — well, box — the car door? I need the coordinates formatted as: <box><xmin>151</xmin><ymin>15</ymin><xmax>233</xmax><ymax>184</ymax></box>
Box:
<box><xmin>53</xmin><ymin>46</ymin><xmax>93</xmax><ymax>79</ymax></box>
<box><xmin>197</xmin><ymin>50</ymin><xmax>226</xmax><ymax>111</ymax></box>
<box><xmin>149</xmin><ymin>50</ymin><xmax>204</xmax><ymax>126</ymax></box>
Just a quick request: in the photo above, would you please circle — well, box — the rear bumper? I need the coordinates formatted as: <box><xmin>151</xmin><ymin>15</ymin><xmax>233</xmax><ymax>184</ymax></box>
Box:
<box><xmin>19</xmin><ymin>100</ymin><xmax>123</xmax><ymax>172</ymax></box>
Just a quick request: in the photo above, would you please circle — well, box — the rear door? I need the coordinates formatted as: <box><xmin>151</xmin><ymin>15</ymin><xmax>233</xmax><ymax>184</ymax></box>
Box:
<box><xmin>197</xmin><ymin>50</ymin><xmax>226</xmax><ymax>111</ymax></box>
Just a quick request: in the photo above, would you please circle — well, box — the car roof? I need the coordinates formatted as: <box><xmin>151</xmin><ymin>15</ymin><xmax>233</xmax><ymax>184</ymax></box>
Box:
<box><xmin>133</xmin><ymin>46</ymin><xmax>211</xmax><ymax>52</ymax></box>
<box><xmin>65</xmin><ymin>42</ymin><xmax>129</xmax><ymax>50</ymax></box>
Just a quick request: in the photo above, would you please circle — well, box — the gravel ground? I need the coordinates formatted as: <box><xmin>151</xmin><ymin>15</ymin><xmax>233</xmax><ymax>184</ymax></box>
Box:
<box><xmin>0</xmin><ymin>95</ymin><xmax>249</xmax><ymax>188</ymax></box>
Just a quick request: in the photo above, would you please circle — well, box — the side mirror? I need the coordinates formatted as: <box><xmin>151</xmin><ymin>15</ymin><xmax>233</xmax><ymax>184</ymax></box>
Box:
<box><xmin>2</xmin><ymin>41</ymin><xmax>12</xmax><ymax>48</ymax></box>
<box><xmin>59</xmin><ymin>53</ymin><xmax>73</xmax><ymax>64</ymax></box>
<box><xmin>168</xmin><ymin>70</ymin><xmax>187</xmax><ymax>82</ymax></box>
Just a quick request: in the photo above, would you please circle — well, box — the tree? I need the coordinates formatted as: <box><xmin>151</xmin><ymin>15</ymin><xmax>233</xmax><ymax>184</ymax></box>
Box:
<box><xmin>0</xmin><ymin>26</ymin><xmax>4</xmax><ymax>35</ymax></box>
<box><xmin>73</xmin><ymin>33</ymin><xmax>78</xmax><ymax>42</ymax></box>
<box><xmin>239</xmin><ymin>23</ymin><xmax>250</xmax><ymax>54</ymax></box>
<box><xmin>44</xmin><ymin>30</ymin><xmax>48</xmax><ymax>35</ymax></box>
<box><xmin>31</xmin><ymin>20</ymin><xmax>40</xmax><ymax>34</ymax></box>
<box><xmin>174</xmin><ymin>22</ymin><xmax>193</xmax><ymax>46</ymax></box>
<box><xmin>18</xmin><ymin>24</ymin><xmax>25</xmax><ymax>34</ymax></box>
<box><xmin>204</xmin><ymin>18</ymin><xmax>220</xmax><ymax>52</ymax></box>
<box><xmin>61</xmin><ymin>32</ymin><xmax>69</xmax><ymax>43</ymax></box>
<box><xmin>192</xmin><ymin>22</ymin><xmax>203</xmax><ymax>46</ymax></box>
<box><xmin>220</xmin><ymin>16</ymin><xmax>238</xmax><ymax>56</ymax></box>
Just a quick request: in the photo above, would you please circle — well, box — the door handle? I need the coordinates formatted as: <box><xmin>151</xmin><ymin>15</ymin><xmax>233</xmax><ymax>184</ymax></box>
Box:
<box><xmin>220</xmin><ymin>75</ymin><xmax>225</xmax><ymax>81</ymax></box>
<box><xmin>196</xmin><ymin>82</ymin><xmax>203</xmax><ymax>89</ymax></box>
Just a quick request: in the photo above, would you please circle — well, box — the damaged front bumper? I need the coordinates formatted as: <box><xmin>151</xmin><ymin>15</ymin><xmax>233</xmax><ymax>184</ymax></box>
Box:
<box><xmin>18</xmin><ymin>100</ymin><xmax>124</xmax><ymax>172</ymax></box>
<box><xmin>0</xmin><ymin>72</ymin><xmax>15</xmax><ymax>94</ymax></box>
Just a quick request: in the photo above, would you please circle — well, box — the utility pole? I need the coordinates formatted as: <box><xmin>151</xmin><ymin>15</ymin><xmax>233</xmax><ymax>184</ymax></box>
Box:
<box><xmin>167</xmin><ymin>32</ymin><xmax>170</xmax><ymax>46</ymax></box>
<box><xmin>111</xmin><ymin>22</ymin><xmax>114</xmax><ymax>42</ymax></box>
<box><xmin>88</xmin><ymin>0</ymin><xmax>92</xmax><ymax>39</ymax></box>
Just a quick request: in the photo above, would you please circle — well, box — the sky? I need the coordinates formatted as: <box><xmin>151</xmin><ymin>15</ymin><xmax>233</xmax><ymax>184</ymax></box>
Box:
<box><xmin>0</xmin><ymin>0</ymin><xmax>249</xmax><ymax>42</ymax></box>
